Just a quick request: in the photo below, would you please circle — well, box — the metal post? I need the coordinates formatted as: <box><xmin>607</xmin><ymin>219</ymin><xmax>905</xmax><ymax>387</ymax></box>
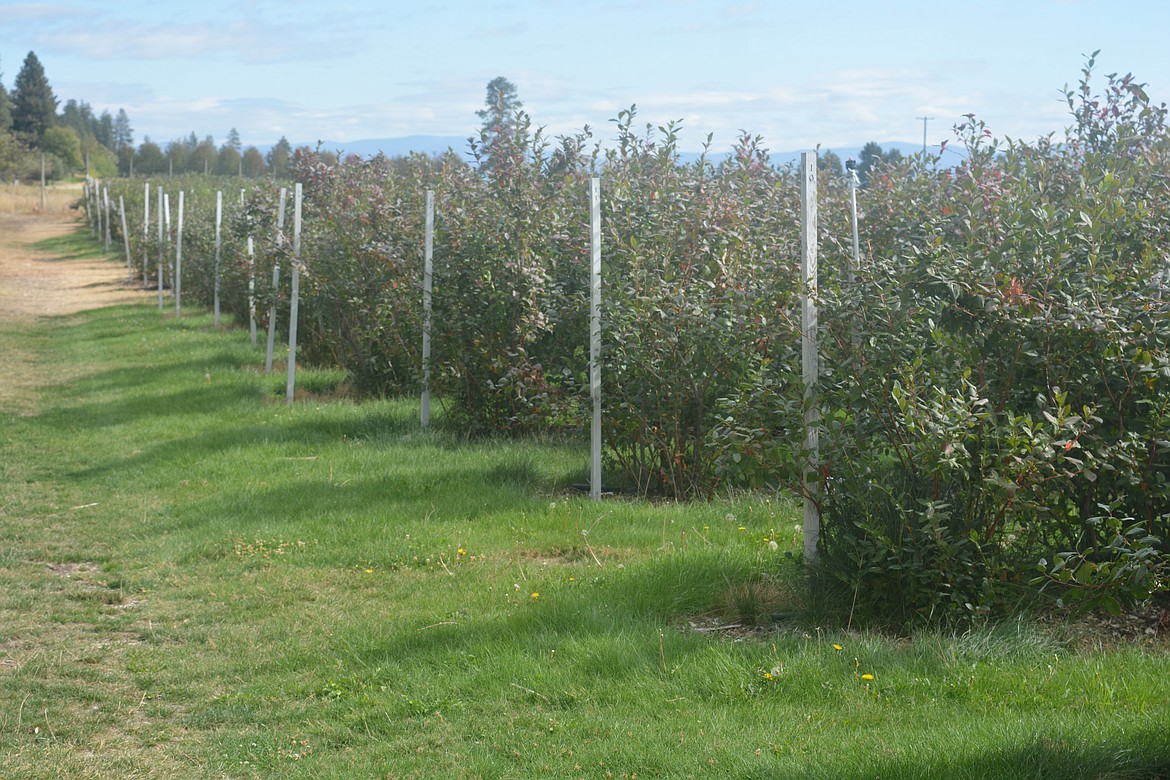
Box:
<box><xmin>119</xmin><ymin>196</ymin><xmax>132</xmax><ymax>278</ymax></box>
<box><xmin>421</xmin><ymin>190</ymin><xmax>434</xmax><ymax>428</ymax></box>
<box><xmin>175</xmin><ymin>191</ymin><xmax>185</xmax><ymax>316</ymax></box>
<box><xmin>143</xmin><ymin>182</ymin><xmax>150</xmax><ymax>288</ymax></box>
<box><xmin>800</xmin><ymin>152</ymin><xmax>820</xmax><ymax>564</ymax></box>
<box><xmin>214</xmin><ymin>191</ymin><xmax>223</xmax><ymax>327</ymax></box>
<box><xmin>286</xmin><ymin>183</ymin><xmax>303</xmax><ymax>404</ymax></box>
<box><xmin>248</xmin><ymin>236</ymin><xmax>257</xmax><ymax>344</ymax></box>
<box><xmin>265</xmin><ymin>187</ymin><xmax>287</xmax><ymax>372</ymax></box>
<box><xmin>589</xmin><ymin>177</ymin><xmax>603</xmax><ymax>501</ymax></box>
<box><xmin>157</xmin><ymin>186</ymin><xmax>164</xmax><ymax>309</ymax></box>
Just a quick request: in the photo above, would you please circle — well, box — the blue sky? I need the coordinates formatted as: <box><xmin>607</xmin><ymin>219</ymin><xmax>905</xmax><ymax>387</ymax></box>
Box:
<box><xmin>2</xmin><ymin>0</ymin><xmax>1167</xmax><ymax>155</ymax></box>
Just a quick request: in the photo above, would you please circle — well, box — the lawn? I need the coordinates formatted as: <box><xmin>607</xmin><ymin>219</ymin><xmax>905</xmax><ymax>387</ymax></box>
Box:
<box><xmin>1</xmin><ymin>270</ymin><xmax>1168</xmax><ymax>778</ymax></box>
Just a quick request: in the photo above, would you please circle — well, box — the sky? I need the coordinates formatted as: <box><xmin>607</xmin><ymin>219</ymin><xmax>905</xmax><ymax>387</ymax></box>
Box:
<box><xmin>2</xmin><ymin>0</ymin><xmax>1168</xmax><ymax>157</ymax></box>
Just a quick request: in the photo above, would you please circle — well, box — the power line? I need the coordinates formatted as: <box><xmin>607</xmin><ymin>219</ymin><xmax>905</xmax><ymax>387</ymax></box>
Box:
<box><xmin>916</xmin><ymin>116</ymin><xmax>934</xmax><ymax>154</ymax></box>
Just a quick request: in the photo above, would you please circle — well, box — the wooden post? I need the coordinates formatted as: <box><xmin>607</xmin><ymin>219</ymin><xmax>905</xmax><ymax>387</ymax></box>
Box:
<box><xmin>40</xmin><ymin>153</ymin><xmax>45</xmax><ymax>211</ymax></box>
<box><xmin>265</xmin><ymin>187</ymin><xmax>287</xmax><ymax>372</ymax></box>
<box><xmin>175</xmin><ymin>191</ymin><xmax>185</xmax><ymax>316</ymax></box>
<box><xmin>800</xmin><ymin>151</ymin><xmax>820</xmax><ymax>564</ymax></box>
<box><xmin>589</xmin><ymin>177</ymin><xmax>603</xmax><ymax>501</ymax></box>
<box><xmin>421</xmin><ymin>190</ymin><xmax>434</xmax><ymax>428</ymax></box>
<box><xmin>118</xmin><ymin>196</ymin><xmax>132</xmax><ymax>278</ymax></box>
<box><xmin>286</xmin><ymin>183</ymin><xmax>303</xmax><ymax>403</ymax></box>
<box><xmin>214</xmin><ymin>191</ymin><xmax>223</xmax><ymax>327</ymax></box>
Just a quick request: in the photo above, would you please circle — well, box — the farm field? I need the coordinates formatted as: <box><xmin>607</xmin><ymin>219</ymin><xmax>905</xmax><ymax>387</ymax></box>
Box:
<box><xmin>1</xmin><ymin>203</ymin><xmax>1168</xmax><ymax>778</ymax></box>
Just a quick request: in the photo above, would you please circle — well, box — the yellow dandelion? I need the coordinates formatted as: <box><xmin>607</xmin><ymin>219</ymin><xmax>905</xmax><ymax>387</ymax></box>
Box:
<box><xmin>457</xmin><ymin>548</ymin><xmax>467</xmax><ymax>556</ymax></box>
<box><xmin>568</xmin><ymin>577</ymin><xmax>576</xmax><ymax>582</ymax></box>
<box><xmin>364</xmin><ymin>568</ymin><xmax>374</xmax><ymax>574</ymax></box>
<box><xmin>832</xmin><ymin>644</ymin><xmax>843</xmax><ymax>651</ymax></box>
<box><xmin>738</xmin><ymin>526</ymin><xmax>747</xmax><ymax>532</ymax></box>
<box><xmin>530</xmin><ymin>592</ymin><xmax>541</xmax><ymax>599</ymax></box>
<box><xmin>860</xmin><ymin>673</ymin><xmax>874</xmax><ymax>681</ymax></box>
<box><xmin>763</xmin><ymin>672</ymin><xmax>774</xmax><ymax>681</ymax></box>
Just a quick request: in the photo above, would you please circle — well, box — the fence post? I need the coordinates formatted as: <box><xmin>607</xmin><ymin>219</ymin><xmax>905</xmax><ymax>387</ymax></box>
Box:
<box><xmin>248</xmin><ymin>237</ymin><xmax>257</xmax><ymax>344</ymax></box>
<box><xmin>119</xmin><ymin>196</ymin><xmax>132</xmax><ymax>278</ymax></box>
<box><xmin>156</xmin><ymin>186</ymin><xmax>164</xmax><ymax>309</ymax></box>
<box><xmin>800</xmin><ymin>151</ymin><xmax>820</xmax><ymax>564</ymax></box>
<box><xmin>286</xmin><ymin>183</ymin><xmax>303</xmax><ymax>404</ymax></box>
<box><xmin>143</xmin><ymin>183</ymin><xmax>150</xmax><ymax>288</ymax></box>
<box><xmin>421</xmin><ymin>190</ymin><xmax>434</xmax><ymax>428</ymax></box>
<box><xmin>265</xmin><ymin>187</ymin><xmax>287</xmax><ymax>372</ymax></box>
<box><xmin>175</xmin><ymin>191</ymin><xmax>185</xmax><ymax>316</ymax></box>
<box><xmin>103</xmin><ymin>188</ymin><xmax>112</xmax><ymax>251</ymax></box>
<box><xmin>590</xmin><ymin>177</ymin><xmax>603</xmax><ymax>501</ymax></box>
<box><xmin>214</xmin><ymin>191</ymin><xmax>223</xmax><ymax>327</ymax></box>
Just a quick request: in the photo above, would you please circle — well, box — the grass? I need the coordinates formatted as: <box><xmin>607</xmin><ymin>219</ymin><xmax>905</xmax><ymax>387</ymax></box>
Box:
<box><xmin>1</xmin><ymin>272</ymin><xmax>1169</xmax><ymax>777</ymax></box>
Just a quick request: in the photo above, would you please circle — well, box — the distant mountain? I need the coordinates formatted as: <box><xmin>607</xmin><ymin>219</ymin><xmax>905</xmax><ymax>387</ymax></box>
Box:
<box><xmin>281</xmin><ymin>136</ymin><xmax>946</xmax><ymax>167</ymax></box>
<box><xmin>298</xmin><ymin>135</ymin><xmax>471</xmax><ymax>158</ymax></box>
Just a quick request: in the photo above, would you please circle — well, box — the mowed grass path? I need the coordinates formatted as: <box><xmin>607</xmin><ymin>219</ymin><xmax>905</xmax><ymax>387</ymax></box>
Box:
<box><xmin>1</xmin><ymin>245</ymin><xmax>1169</xmax><ymax>778</ymax></box>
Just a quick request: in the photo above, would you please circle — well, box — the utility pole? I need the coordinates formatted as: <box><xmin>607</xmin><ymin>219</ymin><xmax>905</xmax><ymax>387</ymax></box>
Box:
<box><xmin>917</xmin><ymin>116</ymin><xmax>934</xmax><ymax>154</ymax></box>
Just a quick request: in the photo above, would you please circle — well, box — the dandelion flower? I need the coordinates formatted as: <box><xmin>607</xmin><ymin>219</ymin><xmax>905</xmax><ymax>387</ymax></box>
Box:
<box><xmin>457</xmin><ymin>548</ymin><xmax>467</xmax><ymax>556</ymax></box>
<box><xmin>738</xmin><ymin>526</ymin><xmax>747</xmax><ymax>532</ymax></box>
<box><xmin>531</xmin><ymin>592</ymin><xmax>541</xmax><ymax>599</ymax></box>
<box><xmin>763</xmin><ymin>672</ymin><xmax>774</xmax><ymax>681</ymax></box>
<box><xmin>860</xmin><ymin>673</ymin><xmax>874</xmax><ymax>681</ymax></box>
<box><xmin>364</xmin><ymin>568</ymin><xmax>374</xmax><ymax>574</ymax></box>
<box><xmin>832</xmin><ymin>644</ymin><xmax>843</xmax><ymax>651</ymax></box>
<box><xmin>768</xmin><ymin>541</ymin><xmax>779</xmax><ymax>551</ymax></box>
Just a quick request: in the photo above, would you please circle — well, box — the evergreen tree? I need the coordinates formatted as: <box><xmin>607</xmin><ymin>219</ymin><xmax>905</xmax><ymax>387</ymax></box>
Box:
<box><xmin>856</xmin><ymin>141</ymin><xmax>884</xmax><ymax>187</ymax></box>
<box><xmin>225</xmin><ymin>127</ymin><xmax>242</xmax><ymax>151</ymax></box>
<box><xmin>266</xmin><ymin>136</ymin><xmax>292</xmax><ymax>177</ymax></box>
<box><xmin>11</xmin><ymin>51</ymin><xmax>58</xmax><ymax>144</ymax></box>
<box><xmin>819</xmin><ymin>149</ymin><xmax>843</xmax><ymax>178</ymax></box>
<box><xmin>0</xmin><ymin>54</ymin><xmax>12</xmax><ymax>132</ymax></box>
<box><xmin>475</xmin><ymin>76</ymin><xmax>524</xmax><ymax>174</ymax></box>
<box><xmin>113</xmin><ymin>109</ymin><xmax>133</xmax><ymax>151</ymax></box>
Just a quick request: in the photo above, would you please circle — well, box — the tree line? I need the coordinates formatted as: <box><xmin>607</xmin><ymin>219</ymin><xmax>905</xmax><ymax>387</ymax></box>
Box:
<box><xmin>0</xmin><ymin>49</ymin><xmax>307</xmax><ymax>183</ymax></box>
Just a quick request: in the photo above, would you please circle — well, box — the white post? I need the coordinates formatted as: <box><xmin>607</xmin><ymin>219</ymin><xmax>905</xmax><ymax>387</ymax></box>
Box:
<box><xmin>143</xmin><ymin>182</ymin><xmax>150</xmax><ymax>288</ymax></box>
<box><xmin>103</xmin><ymin>188</ymin><xmax>112</xmax><ymax>251</ymax></box>
<box><xmin>214</xmin><ymin>191</ymin><xmax>223</xmax><ymax>327</ymax></box>
<box><xmin>265</xmin><ymin>187</ymin><xmax>288</xmax><ymax>372</ymax></box>
<box><xmin>156</xmin><ymin>186</ymin><xmax>164</xmax><ymax>309</ymax></box>
<box><xmin>847</xmin><ymin>162</ymin><xmax>861</xmax><ymax>281</ymax></box>
<box><xmin>421</xmin><ymin>190</ymin><xmax>434</xmax><ymax>428</ymax></box>
<box><xmin>175</xmin><ymin>191</ymin><xmax>185</xmax><ymax>316</ymax></box>
<box><xmin>119</xmin><ymin>196</ymin><xmax>132</xmax><ymax>277</ymax></box>
<box><xmin>95</xmin><ymin>183</ymin><xmax>103</xmax><ymax>246</ymax></box>
<box><xmin>83</xmin><ymin>179</ymin><xmax>94</xmax><ymax>238</ymax></box>
<box><xmin>248</xmin><ymin>236</ymin><xmax>257</xmax><ymax>344</ymax></box>
<box><xmin>589</xmin><ymin>177</ymin><xmax>603</xmax><ymax>501</ymax></box>
<box><xmin>286</xmin><ymin>183</ymin><xmax>303</xmax><ymax>404</ymax></box>
<box><xmin>800</xmin><ymin>151</ymin><xmax>820</xmax><ymax>564</ymax></box>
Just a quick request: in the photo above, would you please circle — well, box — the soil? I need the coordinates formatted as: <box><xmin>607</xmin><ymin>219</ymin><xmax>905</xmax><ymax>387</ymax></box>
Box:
<box><xmin>0</xmin><ymin>203</ymin><xmax>142</xmax><ymax>323</ymax></box>
<box><xmin>0</xmin><ymin>192</ymin><xmax>144</xmax><ymax>413</ymax></box>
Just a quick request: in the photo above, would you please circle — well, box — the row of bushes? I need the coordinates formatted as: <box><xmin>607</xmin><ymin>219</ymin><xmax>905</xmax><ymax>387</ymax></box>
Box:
<box><xmin>98</xmin><ymin>58</ymin><xmax>1169</xmax><ymax>626</ymax></box>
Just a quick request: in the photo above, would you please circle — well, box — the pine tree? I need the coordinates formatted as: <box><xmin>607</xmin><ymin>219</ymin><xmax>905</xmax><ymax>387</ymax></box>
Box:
<box><xmin>0</xmin><ymin>54</ymin><xmax>12</xmax><ymax>132</ymax></box>
<box><xmin>11</xmin><ymin>51</ymin><xmax>58</xmax><ymax>144</ymax></box>
<box><xmin>474</xmin><ymin>77</ymin><xmax>524</xmax><ymax>175</ymax></box>
<box><xmin>113</xmin><ymin>109</ymin><xmax>133</xmax><ymax>151</ymax></box>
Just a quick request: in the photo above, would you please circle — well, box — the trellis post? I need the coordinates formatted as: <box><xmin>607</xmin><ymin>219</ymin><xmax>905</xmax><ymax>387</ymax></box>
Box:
<box><xmin>286</xmin><ymin>183</ymin><xmax>303</xmax><ymax>403</ymax></box>
<box><xmin>590</xmin><ymin>177</ymin><xmax>603</xmax><ymax>501</ymax></box>
<box><xmin>421</xmin><ymin>190</ymin><xmax>434</xmax><ymax>428</ymax></box>
<box><xmin>800</xmin><ymin>151</ymin><xmax>820</xmax><ymax>564</ymax></box>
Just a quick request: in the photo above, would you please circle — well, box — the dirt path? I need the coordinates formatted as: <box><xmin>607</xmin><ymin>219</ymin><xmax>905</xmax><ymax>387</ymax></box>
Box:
<box><xmin>0</xmin><ymin>190</ymin><xmax>144</xmax><ymax>412</ymax></box>
<box><xmin>0</xmin><ymin>196</ymin><xmax>142</xmax><ymax>322</ymax></box>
